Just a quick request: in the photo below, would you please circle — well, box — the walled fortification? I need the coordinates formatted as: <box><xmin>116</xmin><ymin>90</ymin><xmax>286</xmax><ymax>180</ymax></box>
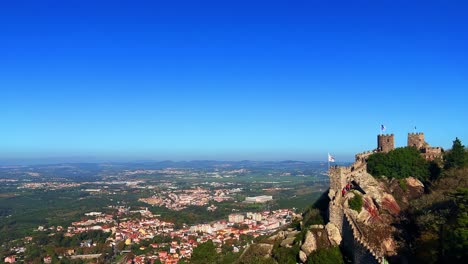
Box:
<box><xmin>328</xmin><ymin>149</ymin><xmax>388</xmax><ymax>263</ymax></box>
<box><xmin>377</xmin><ymin>134</ymin><xmax>394</xmax><ymax>153</ymax></box>
<box><xmin>421</xmin><ymin>146</ymin><xmax>442</xmax><ymax>160</ymax></box>
<box><xmin>407</xmin><ymin>132</ymin><xmax>425</xmax><ymax>149</ymax></box>
<box><xmin>407</xmin><ymin>132</ymin><xmax>442</xmax><ymax>161</ymax></box>
<box><xmin>342</xmin><ymin>209</ymin><xmax>384</xmax><ymax>263</ymax></box>
<box><xmin>327</xmin><ymin>131</ymin><xmax>443</xmax><ymax>263</ymax></box>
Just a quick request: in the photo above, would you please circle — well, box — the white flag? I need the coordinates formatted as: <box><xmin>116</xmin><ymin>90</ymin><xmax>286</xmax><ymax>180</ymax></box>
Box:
<box><xmin>328</xmin><ymin>153</ymin><xmax>335</xmax><ymax>162</ymax></box>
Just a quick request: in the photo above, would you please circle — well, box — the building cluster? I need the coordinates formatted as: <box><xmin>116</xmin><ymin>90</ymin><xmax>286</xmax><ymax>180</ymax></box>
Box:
<box><xmin>139</xmin><ymin>187</ymin><xmax>238</xmax><ymax>211</ymax></box>
<box><xmin>17</xmin><ymin>182</ymin><xmax>81</xmax><ymax>190</ymax></box>
<box><xmin>5</xmin><ymin>205</ymin><xmax>293</xmax><ymax>264</ymax></box>
<box><xmin>122</xmin><ymin>169</ymin><xmax>187</xmax><ymax>176</ymax></box>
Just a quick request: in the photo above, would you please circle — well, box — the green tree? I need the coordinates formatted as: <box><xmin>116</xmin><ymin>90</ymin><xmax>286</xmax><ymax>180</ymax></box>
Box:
<box><xmin>428</xmin><ymin>160</ymin><xmax>442</xmax><ymax>181</ymax></box>
<box><xmin>440</xmin><ymin>188</ymin><xmax>468</xmax><ymax>262</ymax></box>
<box><xmin>272</xmin><ymin>242</ymin><xmax>299</xmax><ymax>264</ymax></box>
<box><xmin>407</xmin><ymin>166</ymin><xmax>468</xmax><ymax>263</ymax></box>
<box><xmin>191</xmin><ymin>240</ymin><xmax>217</xmax><ymax>264</ymax></box>
<box><xmin>307</xmin><ymin>246</ymin><xmax>344</xmax><ymax>264</ymax></box>
<box><xmin>444</xmin><ymin>137</ymin><xmax>467</xmax><ymax>169</ymax></box>
<box><xmin>367</xmin><ymin>147</ymin><xmax>429</xmax><ymax>180</ymax></box>
<box><xmin>348</xmin><ymin>193</ymin><xmax>363</xmax><ymax>213</ymax></box>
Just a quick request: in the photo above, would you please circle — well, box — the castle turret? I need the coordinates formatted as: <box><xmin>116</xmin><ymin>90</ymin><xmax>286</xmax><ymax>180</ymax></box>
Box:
<box><xmin>408</xmin><ymin>132</ymin><xmax>425</xmax><ymax>149</ymax></box>
<box><xmin>377</xmin><ymin>134</ymin><xmax>394</xmax><ymax>153</ymax></box>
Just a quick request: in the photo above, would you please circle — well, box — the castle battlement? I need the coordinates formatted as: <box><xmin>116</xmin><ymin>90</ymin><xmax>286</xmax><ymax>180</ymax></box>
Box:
<box><xmin>408</xmin><ymin>132</ymin><xmax>424</xmax><ymax>135</ymax></box>
<box><xmin>378</xmin><ymin>133</ymin><xmax>394</xmax><ymax>137</ymax></box>
<box><xmin>327</xmin><ymin>130</ymin><xmax>442</xmax><ymax>263</ymax></box>
<box><xmin>377</xmin><ymin>134</ymin><xmax>395</xmax><ymax>153</ymax></box>
<box><xmin>343</xmin><ymin>210</ymin><xmax>384</xmax><ymax>263</ymax></box>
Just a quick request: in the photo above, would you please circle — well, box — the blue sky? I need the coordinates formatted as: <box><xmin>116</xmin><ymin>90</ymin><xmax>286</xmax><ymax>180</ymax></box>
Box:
<box><xmin>1</xmin><ymin>0</ymin><xmax>467</xmax><ymax>162</ymax></box>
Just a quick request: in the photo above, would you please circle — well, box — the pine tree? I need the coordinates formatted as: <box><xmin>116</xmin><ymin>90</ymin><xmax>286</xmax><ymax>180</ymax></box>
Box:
<box><xmin>444</xmin><ymin>137</ymin><xmax>467</xmax><ymax>169</ymax></box>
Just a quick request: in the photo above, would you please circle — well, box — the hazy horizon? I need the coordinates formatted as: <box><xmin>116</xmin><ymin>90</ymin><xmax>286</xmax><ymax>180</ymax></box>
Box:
<box><xmin>1</xmin><ymin>1</ymin><xmax>467</xmax><ymax>163</ymax></box>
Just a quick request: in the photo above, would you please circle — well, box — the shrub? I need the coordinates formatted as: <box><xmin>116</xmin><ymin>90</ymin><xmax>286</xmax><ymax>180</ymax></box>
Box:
<box><xmin>303</xmin><ymin>208</ymin><xmax>324</xmax><ymax>227</ymax></box>
<box><xmin>307</xmin><ymin>246</ymin><xmax>344</xmax><ymax>264</ymax></box>
<box><xmin>348</xmin><ymin>193</ymin><xmax>363</xmax><ymax>213</ymax></box>
<box><xmin>399</xmin><ymin>179</ymin><xmax>408</xmax><ymax>191</ymax></box>
<box><xmin>367</xmin><ymin>147</ymin><xmax>429</xmax><ymax>180</ymax></box>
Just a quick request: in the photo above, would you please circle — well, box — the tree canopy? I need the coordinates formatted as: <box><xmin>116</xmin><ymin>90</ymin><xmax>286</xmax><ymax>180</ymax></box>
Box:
<box><xmin>307</xmin><ymin>246</ymin><xmax>344</xmax><ymax>264</ymax></box>
<box><xmin>367</xmin><ymin>147</ymin><xmax>429</xmax><ymax>180</ymax></box>
<box><xmin>444</xmin><ymin>137</ymin><xmax>467</xmax><ymax>169</ymax></box>
<box><xmin>191</xmin><ymin>240</ymin><xmax>217</xmax><ymax>264</ymax></box>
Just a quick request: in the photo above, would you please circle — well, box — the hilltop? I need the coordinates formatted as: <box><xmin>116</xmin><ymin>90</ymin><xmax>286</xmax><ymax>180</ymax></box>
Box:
<box><xmin>234</xmin><ymin>134</ymin><xmax>467</xmax><ymax>264</ymax></box>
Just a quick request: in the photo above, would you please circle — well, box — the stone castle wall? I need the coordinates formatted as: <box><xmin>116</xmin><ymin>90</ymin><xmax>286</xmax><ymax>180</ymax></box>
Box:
<box><xmin>421</xmin><ymin>146</ymin><xmax>442</xmax><ymax>160</ymax></box>
<box><xmin>328</xmin><ymin>152</ymin><xmax>383</xmax><ymax>263</ymax></box>
<box><xmin>328</xmin><ymin>131</ymin><xmax>442</xmax><ymax>263</ymax></box>
<box><xmin>377</xmin><ymin>134</ymin><xmax>394</xmax><ymax>153</ymax></box>
<box><xmin>342</xmin><ymin>210</ymin><xmax>381</xmax><ymax>264</ymax></box>
<box><xmin>408</xmin><ymin>132</ymin><xmax>425</xmax><ymax>149</ymax></box>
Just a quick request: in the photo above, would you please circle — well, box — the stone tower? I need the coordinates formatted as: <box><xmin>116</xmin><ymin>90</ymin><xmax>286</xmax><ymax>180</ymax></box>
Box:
<box><xmin>408</xmin><ymin>132</ymin><xmax>425</xmax><ymax>149</ymax></box>
<box><xmin>328</xmin><ymin>166</ymin><xmax>346</xmax><ymax>233</ymax></box>
<box><xmin>377</xmin><ymin>134</ymin><xmax>395</xmax><ymax>153</ymax></box>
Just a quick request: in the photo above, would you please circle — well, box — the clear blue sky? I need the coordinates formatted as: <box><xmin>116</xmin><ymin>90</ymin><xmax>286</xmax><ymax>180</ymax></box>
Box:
<box><xmin>1</xmin><ymin>0</ymin><xmax>467</xmax><ymax>162</ymax></box>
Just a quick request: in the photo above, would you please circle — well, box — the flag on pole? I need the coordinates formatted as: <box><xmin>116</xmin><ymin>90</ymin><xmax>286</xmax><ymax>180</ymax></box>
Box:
<box><xmin>328</xmin><ymin>153</ymin><xmax>335</xmax><ymax>162</ymax></box>
<box><xmin>381</xmin><ymin>124</ymin><xmax>386</xmax><ymax>132</ymax></box>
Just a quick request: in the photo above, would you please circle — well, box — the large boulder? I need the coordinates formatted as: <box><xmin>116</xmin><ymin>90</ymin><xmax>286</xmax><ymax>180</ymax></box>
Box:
<box><xmin>286</xmin><ymin>230</ymin><xmax>300</xmax><ymax>238</ymax></box>
<box><xmin>299</xmin><ymin>250</ymin><xmax>308</xmax><ymax>263</ymax></box>
<box><xmin>406</xmin><ymin>177</ymin><xmax>424</xmax><ymax>199</ymax></box>
<box><xmin>300</xmin><ymin>230</ymin><xmax>317</xmax><ymax>255</ymax></box>
<box><xmin>381</xmin><ymin>192</ymin><xmax>401</xmax><ymax>215</ymax></box>
<box><xmin>357</xmin><ymin>206</ymin><xmax>372</xmax><ymax>224</ymax></box>
<box><xmin>382</xmin><ymin>237</ymin><xmax>396</xmax><ymax>255</ymax></box>
<box><xmin>257</xmin><ymin>243</ymin><xmax>274</xmax><ymax>256</ymax></box>
<box><xmin>280</xmin><ymin>236</ymin><xmax>296</xmax><ymax>248</ymax></box>
<box><xmin>353</xmin><ymin>172</ymin><xmax>384</xmax><ymax>205</ymax></box>
<box><xmin>310</xmin><ymin>224</ymin><xmax>324</xmax><ymax>229</ymax></box>
<box><xmin>358</xmin><ymin>196</ymin><xmax>380</xmax><ymax>224</ymax></box>
<box><xmin>268</xmin><ymin>230</ymin><xmax>286</xmax><ymax>242</ymax></box>
<box><xmin>325</xmin><ymin>223</ymin><xmax>342</xmax><ymax>246</ymax></box>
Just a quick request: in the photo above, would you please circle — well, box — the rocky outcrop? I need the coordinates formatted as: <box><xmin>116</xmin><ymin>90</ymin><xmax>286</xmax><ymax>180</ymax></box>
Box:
<box><xmin>310</xmin><ymin>224</ymin><xmax>324</xmax><ymax>229</ymax></box>
<box><xmin>300</xmin><ymin>230</ymin><xmax>317</xmax><ymax>255</ymax></box>
<box><xmin>357</xmin><ymin>207</ymin><xmax>372</xmax><ymax>224</ymax></box>
<box><xmin>299</xmin><ymin>250</ymin><xmax>308</xmax><ymax>263</ymax></box>
<box><xmin>406</xmin><ymin>177</ymin><xmax>424</xmax><ymax>199</ymax></box>
<box><xmin>257</xmin><ymin>243</ymin><xmax>273</xmax><ymax>255</ymax></box>
<box><xmin>381</xmin><ymin>192</ymin><xmax>401</xmax><ymax>215</ymax></box>
<box><xmin>325</xmin><ymin>223</ymin><xmax>342</xmax><ymax>246</ymax></box>
<box><xmin>382</xmin><ymin>237</ymin><xmax>396</xmax><ymax>255</ymax></box>
<box><xmin>280</xmin><ymin>236</ymin><xmax>296</xmax><ymax>247</ymax></box>
<box><xmin>353</xmin><ymin>172</ymin><xmax>384</xmax><ymax>204</ymax></box>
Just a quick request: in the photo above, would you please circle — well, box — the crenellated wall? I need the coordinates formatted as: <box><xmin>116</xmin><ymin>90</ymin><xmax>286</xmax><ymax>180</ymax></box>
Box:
<box><xmin>408</xmin><ymin>132</ymin><xmax>425</xmax><ymax>149</ymax></box>
<box><xmin>328</xmin><ymin>151</ymin><xmax>383</xmax><ymax>264</ymax></box>
<box><xmin>342</xmin><ymin>210</ymin><xmax>382</xmax><ymax>263</ymax></box>
<box><xmin>377</xmin><ymin>134</ymin><xmax>395</xmax><ymax>153</ymax></box>
<box><xmin>328</xmin><ymin>131</ymin><xmax>441</xmax><ymax>263</ymax></box>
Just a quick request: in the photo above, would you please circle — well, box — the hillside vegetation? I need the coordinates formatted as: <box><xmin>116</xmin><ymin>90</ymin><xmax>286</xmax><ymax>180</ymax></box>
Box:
<box><xmin>367</xmin><ymin>146</ymin><xmax>431</xmax><ymax>180</ymax></box>
<box><xmin>367</xmin><ymin>138</ymin><xmax>468</xmax><ymax>263</ymax></box>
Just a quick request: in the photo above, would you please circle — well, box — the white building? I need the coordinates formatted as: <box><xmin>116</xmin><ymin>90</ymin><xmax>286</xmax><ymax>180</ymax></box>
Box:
<box><xmin>245</xmin><ymin>195</ymin><xmax>273</xmax><ymax>203</ymax></box>
<box><xmin>228</xmin><ymin>214</ymin><xmax>245</xmax><ymax>223</ymax></box>
<box><xmin>246</xmin><ymin>212</ymin><xmax>263</xmax><ymax>221</ymax></box>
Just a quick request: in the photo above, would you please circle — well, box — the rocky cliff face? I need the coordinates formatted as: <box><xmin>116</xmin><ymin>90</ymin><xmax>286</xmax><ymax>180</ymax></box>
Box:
<box><xmin>240</xmin><ymin>152</ymin><xmax>424</xmax><ymax>263</ymax></box>
<box><xmin>326</xmin><ymin>151</ymin><xmax>422</xmax><ymax>262</ymax></box>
